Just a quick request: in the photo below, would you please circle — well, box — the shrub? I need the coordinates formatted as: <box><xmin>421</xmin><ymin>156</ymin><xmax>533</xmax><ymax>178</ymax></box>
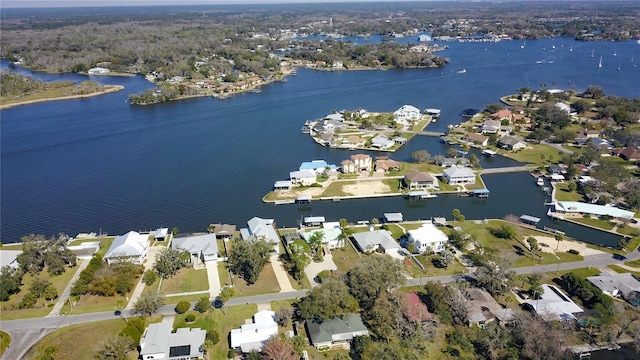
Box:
<box><xmin>142</xmin><ymin>270</ymin><xmax>157</xmax><ymax>285</ymax></box>
<box><xmin>185</xmin><ymin>314</ymin><xmax>196</xmax><ymax>323</ymax></box>
<box><xmin>194</xmin><ymin>296</ymin><xmax>210</xmax><ymax>313</ymax></box>
<box><xmin>227</xmin><ymin>349</ymin><xmax>236</xmax><ymax>359</ymax></box>
<box><xmin>175</xmin><ymin>300</ymin><xmax>190</xmax><ymax>314</ymax></box>
<box><xmin>205</xmin><ymin>329</ymin><xmax>220</xmax><ymax>346</ymax></box>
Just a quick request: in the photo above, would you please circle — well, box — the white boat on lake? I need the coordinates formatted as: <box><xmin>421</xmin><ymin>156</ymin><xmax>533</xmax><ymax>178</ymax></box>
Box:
<box><xmin>537</xmin><ymin>178</ymin><xmax>544</xmax><ymax>186</ymax></box>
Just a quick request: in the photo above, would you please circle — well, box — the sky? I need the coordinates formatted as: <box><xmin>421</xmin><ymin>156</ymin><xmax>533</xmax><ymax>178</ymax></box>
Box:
<box><xmin>2</xmin><ymin>0</ymin><xmax>438</xmax><ymax>8</ymax></box>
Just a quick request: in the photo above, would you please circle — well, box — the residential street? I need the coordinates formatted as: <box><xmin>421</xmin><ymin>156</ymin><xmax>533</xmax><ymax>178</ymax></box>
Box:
<box><xmin>2</xmin><ymin>250</ymin><xmax>639</xmax><ymax>360</ymax></box>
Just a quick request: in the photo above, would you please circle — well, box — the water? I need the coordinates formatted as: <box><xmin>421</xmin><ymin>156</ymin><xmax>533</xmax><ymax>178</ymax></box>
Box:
<box><xmin>1</xmin><ymin>38</ymin><xmax>639</xmax><ymax>244</ymax></box>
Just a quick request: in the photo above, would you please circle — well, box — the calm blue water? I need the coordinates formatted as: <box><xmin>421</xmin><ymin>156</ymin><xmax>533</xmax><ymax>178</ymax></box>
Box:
<box><xmin>1</xmin><ymin>38</ymin><xmax>639</xmax><ymax>244</ymax></box>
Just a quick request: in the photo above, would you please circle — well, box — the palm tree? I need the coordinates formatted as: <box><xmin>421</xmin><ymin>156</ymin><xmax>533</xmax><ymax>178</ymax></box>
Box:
<box><xmin>554</xmin><ymin>233</ymin><xmax>564</xmax><ymax>251</ymax></box>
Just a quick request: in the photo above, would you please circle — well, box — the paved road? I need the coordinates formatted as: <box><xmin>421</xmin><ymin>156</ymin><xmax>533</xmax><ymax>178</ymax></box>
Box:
<box><xmin>2</xmin><ymin>250</ymin><xmax>639</xmax><ymax>360</ymax></box>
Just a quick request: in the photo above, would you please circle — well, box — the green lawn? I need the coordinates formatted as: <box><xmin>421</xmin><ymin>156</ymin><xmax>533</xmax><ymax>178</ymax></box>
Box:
<box><xmin>0</xmin><ymin>264</ymin><xmax>80</xmax><ymax>320</ymax></box>
<box><xmin>331</xmin><ymin>240</ymin><xmax>362</xmax><ymax>273</ymax></box>
<box><xmin>63</xmin><ymin>293</ymin><xmax>129</xmax><ymax>315</ymax></box>
<box><xmin>616</xmin><ymin>225</ymin><xmax>640</xmax><ymax>237</ymax></box>
<box><xmin>231</xmin><ymin>263</ymin><xmax>280</xmax><ymax>296</ymax></box>
<box><xmin>160</xmin><ymin>267</ymin><xmax>209</xmax><ymax>294</ymax></box>
<box><xmin>570</xmin><ymin>217</ymin><xmax>616</xmax><ymax>231</ymax></box>
<box><xmin>381</xmin><ymin>224</ymin><xmax>406</xmax><ymax>239</ymax></box>
<box><xmin>218</xmin><ymin>262</ymin><xmax>233</xmax><ymax>288</ymax></box>
<box><xmin>500</xmin><ymin>143</ymin><xmax>562</xmax><ymax>167</ymax></box>
<box><xmin>608</xmin><ymin>265</ymin><xmax>640</xmax><ymax>277</ymax></box>
<box><xmin>539</xmin><ymin>267</ymin><xmax>601</xmax><ymax>285</ymax></box>
<box><xmin>554</xmin><ymin>183</ymin><xmax>584</xmax><ymax>201</ymax></box>
<box><xmin>625</xmin><ymin>259</ymin><xmax>640</xmax><ymax>268</ymax></box>
<box><xmin>320</xmin><ymin>182</ymin><xmax>352</xmax><ymax>197</ymax></box>
<box><xmin>414</xmin><ymin>255</ymin><xmax>467</xmax><ymax>276</ymax></box>
<box><xmin>0</xmin><ymin>331</ymin><xmax>10</xmax><ymax>357</ymax></box>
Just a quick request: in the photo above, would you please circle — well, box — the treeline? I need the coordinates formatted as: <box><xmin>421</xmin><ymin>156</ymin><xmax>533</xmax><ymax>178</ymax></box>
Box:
<box><xmin>0</xmin><ymin>71</ymin><xmax>47</xmax><ymax>96</ymax></box>
<box><xmin>70</xmin><ymin>254</ymin><xmax>143</xmax><ymax>297</ymax></box>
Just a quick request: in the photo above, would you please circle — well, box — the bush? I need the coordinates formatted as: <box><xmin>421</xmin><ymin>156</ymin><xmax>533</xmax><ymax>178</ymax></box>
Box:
<box><xmin>205</xmin><ymin>329</ymin><xmax>220</xmax><ymax>346</ymax></box>
<box><xmin>185</xmin><ymin>314</ymin><xmax>196</xmax><ymax>323</ymax></box>
<box><xmin>227</xmin><ymin>349</ymin><xmax>236</xmax><ymax>359</ymax></box>
<box><xmin>175</xmin><ymin>300</ymin><xmax>190</xmax><ymax>314</ymax></box>
<box><xmin>142</xmin><ymin>270</ymin><xmax>157</xmax><ymax>285</ymax></box>
<box><xmin>194</xmin><ymin>296</ymin><xmax>210</xmax><ymax>313</ymax></box>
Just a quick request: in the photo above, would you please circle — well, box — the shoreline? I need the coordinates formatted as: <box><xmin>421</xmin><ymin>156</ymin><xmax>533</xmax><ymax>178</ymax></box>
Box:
<box><xmin>0</xmin><ymin>85</ymin><xmax>125</xmax><ymax>110</ymax></box>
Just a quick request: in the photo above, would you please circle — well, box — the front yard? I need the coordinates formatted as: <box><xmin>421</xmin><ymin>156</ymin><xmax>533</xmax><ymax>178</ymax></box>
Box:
<box><xmin>160</xmin><ymin>267</ymin><xmax>209</xmax><ymax>294</ymax></box>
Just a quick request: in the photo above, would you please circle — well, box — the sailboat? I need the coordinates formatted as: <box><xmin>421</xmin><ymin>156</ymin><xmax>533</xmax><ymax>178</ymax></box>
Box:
<box><xmin>617</xmin><ymin>63</ymin><xmax>621</xmax><ymax>71</ymax></box>
<box><xmin>613</xmin><ymin>49</ymin><xmax>617</xmax><ymax>57</ymax></box>
<box><xmin>598</xmin><ymin>56</ymin><xmax>602</xmax><ymax>68</ymax></box>
<box><xmin>590</xmin><ymin>49</ymin><xmax>594</xmax><ymax>58</ymax></box>
<box><xmin>521</xmin><ymin>39</ymin><xmax>526</xmax><ymax>49</ymax></box>
<box><xmin>569</xmin><ymin>44</ymin><xmax>573</xmax><ymax>52</ymax></box>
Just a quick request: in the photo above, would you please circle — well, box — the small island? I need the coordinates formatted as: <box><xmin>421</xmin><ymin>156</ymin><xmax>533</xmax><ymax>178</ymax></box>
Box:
<box><xmin>0</xmin><ymin>72</ymin><xmax>124</xmax><ymax>110</ymax></box>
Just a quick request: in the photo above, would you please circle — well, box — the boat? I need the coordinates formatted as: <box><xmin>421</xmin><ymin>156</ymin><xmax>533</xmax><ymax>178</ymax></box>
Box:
<box><xmin>617</xmin><ymin>63</ymin><xmax>621</xmax><ymax>71</ymax></box>
<box><xmin>535</xmin><ymin>60</ymin><xmax>543</xmax><ymax>64</ymax></box>
<box><xmin>537</xmin><ymin>178</ymin><xmax>544</xmax><ymax>186</ymax></box>
<box><xmin>590</xmin><ymin>49</ymin><xmax>594</xmax><ymax>58</ymax></box>
<box><xmin>613</xmin><ymin>49</ymin><xmax>617</xmax><ymax>57</ymax></box>
<box><xmin>457</xmin><ymin>69</ymin><xmax>466</xmax><ymax>74</ymax></box>
<box><xmin>521</xmin><ymin>39</ymin><xmax>525</xmax><ymax>49</ymax></box>
<box><xmin>598</xmin><ymin>56</ymin><xmax>602</xmax><ymax>68</ymax></box>
<box><xmin>569</xmin><ymin>44</ymin><xmax>573</xmax><ymax>52</ymax></box>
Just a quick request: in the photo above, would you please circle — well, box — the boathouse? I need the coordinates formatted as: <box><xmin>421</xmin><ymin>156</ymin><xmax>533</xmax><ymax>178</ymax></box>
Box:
<box><xmin>471</xmin><ymin>189</ymin><xmax>490</xmax><ymax>198</ymax></box>
<box><xmin>383</xmin><ymin>213</ymin><xmax>404</xmax><ymax>223</ymax></box>
<box><xmin>519</xmin><ymin>214</ymin><xmax>541</xmax><ymax>225</ymax></box>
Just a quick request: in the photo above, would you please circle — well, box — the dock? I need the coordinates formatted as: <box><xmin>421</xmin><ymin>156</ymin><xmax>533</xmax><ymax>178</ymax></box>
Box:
<box><xmin>470</xmin><ymin>189</ymin><xmax>490</xmax><ymax>198</ymax></box>
<box><xmin>482</xmin><ymin>149</ymin><xmax>497</xmax><ymax>157</ymax></box>
<box><xmin>295</xmin><ymin>195</ymin><xmax>312</xmax><ymax>204</ymax></box>
<box><xmin>519</xmin><ymin>214</ymin><xmax>541</xmax><ymax>225</ymax></box>
<box><xmin>408</xmin><ymin>191</ymin><xmax>437</xmax><ymax>199</ymax></box>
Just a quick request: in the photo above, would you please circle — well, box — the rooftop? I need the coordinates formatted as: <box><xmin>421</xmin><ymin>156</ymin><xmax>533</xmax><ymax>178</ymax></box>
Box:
<box><xmin>555</xmin><ymin>201</ymin><xmax>635</xmax><ymax>219</ymax></box>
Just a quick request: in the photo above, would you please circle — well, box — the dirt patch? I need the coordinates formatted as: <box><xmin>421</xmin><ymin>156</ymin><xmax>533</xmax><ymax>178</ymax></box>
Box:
<box><xmin>342</xmin><ymin>181</ymin><xmax>391</xmax><ymax>196</ymax></box>
<box><xmin>531</xmin><ymin>236</ymin><xmax>605</xmax><ymax>256</ymax></box>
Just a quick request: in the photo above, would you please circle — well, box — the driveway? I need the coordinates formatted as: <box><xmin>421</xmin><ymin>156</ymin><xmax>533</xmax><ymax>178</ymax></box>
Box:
<box><xmin>125</xmin><ymin>244</ymin><xmax>164</xmax><ymax>310</ymax></box>
<box><xmin>205</xmin><ymin>259</ymin><xmax>222</xmax><ymax>299</ymax></box>
<box><xmin>305</xmin><ymin>246</ymin><xmax>337</xmax><ymax>287</ymax></box>
<box><xmin>270</xmin><ymin>254</ymin><xmax>295</xmax><ymax>293</ymax></box>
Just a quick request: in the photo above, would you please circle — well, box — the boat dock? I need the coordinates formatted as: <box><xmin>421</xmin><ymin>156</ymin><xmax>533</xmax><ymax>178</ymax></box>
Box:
<box><xmin>482</xmin><ymin>149</ymin><xmax>497</xmax><ymax>157</ymax></box>
<box><xmin>519</xmin><ymin>214</ymin><xmax>541</xmax><ymax>225</ymax></box>
<box><xmin>470</xmin><ymin>189</ymin><xmax>490</xmax><ymax>198</ymax></box>
<box><xmin>408</xmin><ymin>191</ymin><xmax>438</xmax><ymax>199</ymax></box>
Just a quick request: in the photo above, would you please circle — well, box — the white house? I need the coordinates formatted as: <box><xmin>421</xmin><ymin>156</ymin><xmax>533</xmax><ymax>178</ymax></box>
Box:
<box><xmin>443</xmin><ymin>166</ymin><xmax>476</xmax><ymax>185</ymax></box>
<box><xmin>240</xmin><ymin>217</ymin><xmax>281</xmax><ymax>253</ymax></box>
<box><xmin>299</xmin><ymin>160</ymin><xmax>336</xmax><ymax>175</ymax></box>
<box><xmin>154</xmin><ymin>228</ymin><xmax>169</xmax><ymax>241</ymax></box>
<box><xmin>406</xmin><ymin>223</ymin><xmax>449</xmax><ymax>254</ymax></box>
<box><xmin>139</xmin><ymin>322</ymin><xmax>206</xmax><ymax>360</ymax></box>
<box><xmin>289</xmin><ymin>170</ymin><xmax>317</xmax><ymax>186</ymax></box>
<box><xmin>172</xmin><ymin>234</ymin><xmax>219</xmax><ymax>265</ymax></box>
<box><xmin>393</xmin><ymin>105</ymin><xmax>422</xmax><ymax>126</ymax></box>
<box><xmin>103</xmin><ymin>231</ymin><xmax>150</xmax><ymax>265</ymax></box>
<box><xmin>352</xmin><ymin>230</ymin><xmax>399</xmax><ymax>254</ymax></box>
<box><xmin>0</xmin><ymin>250</ymin><xmax>22</xmax><ymax>269</ymax></box>
<box><xmin>587</xmin><ymin>273</ymin><xmax>640</xmax><ymax>300</ymax></box>
<box><xmin>87</xmin><ymin>67</ymin><xmax>110</xmax><ymax>74</ymax></box>
<box><xmin>553</xmin><ymin>201</ymin><xmax>635</xmax><ymax>220</ymax></box>
<box><xmin>370</xmin><ymin>136</ymin><xmax>394</xmax><ymax>149</ymax></box>
<box><xmin>350</xmin><ymin>154</ymin><xmax>372</xmax><ymax>172</ymax></box>
<box><xmin>302</xmin><ymin>227</ymin><xmax>343</xmax><ymax>249</ymax></box>
<box><xmin>524</xmin><ymin>284</ymin><xmax>583</xmax><ymax>321</ymax></box>
<box><xmin>481</xmin><ymin>119</ymin><xmax>501</xmax><ymax>134</ymax></box>
<box><xmin>230</xmin><ymin>310</ymin><xmax>279</xmax><ymax>353</ymax></box>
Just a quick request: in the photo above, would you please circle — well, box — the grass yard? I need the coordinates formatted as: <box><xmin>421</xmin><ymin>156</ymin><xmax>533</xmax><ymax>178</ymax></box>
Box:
<box><xmin>320</xmin><ymin>182</ymin><xmax>352</xmax><ymax>197</ymax></box>
<box><xmin>0</xmin><ymin>264</ymin><xmax>80</xmax><ymax>320</ymax></box>
<box><xmin>382</xmin><ymin>224</ymin><xmax>406</xmax><ymax>239</ymax></box>
<box><xmin>414</xmin><ymin>255</ymin><xmax>467</xmax><ymax>276</ymax></box>
<box><xmin>570</xmin><ymin>217</ymin><xmax>616</xmax><ymax>231</ymax></box>
<box><xmin>553</xmin><ymin>183</ymin><xmax>584</xmax><ymax>201</ymax></box>
<box><xmin>500</xmin><ymin>143</ymin><xmax>561</xmax><ymax>166</ymax></box>
<box><xmin>539</xmin><ymin>267</ymin><xmax>601</xmax><ymax>285</ymax></box>
<box><xmin>164</xmin><ymin>293</ymin><xmax>210</xmax><ymax>305</ymax></box>
<box><xmin>160</xmin><ymin>267</ymin><xmax>209</xmax><ymax>294</ymax></box>
<box><xmin>23</xmin><ymin>318</ymin><xmax>133</xmax><ymax>360</ymax></box>
<box><xmin>218</xmin><ymin>262</ymin><xmax>233</xmax><ymax>287</ymax></box>
<box><xmin>616</xmin><ymin>225</ymin><xmax>640</xmax><ymax>237</ymax></box>
<box><xmin>625</xmin><ymin>259</ymin><xmax>640</xmax><ymax>268</ymax></box>
<box><xmin>464</xmin><ymin>174</ymin><xmax>487</xmax><ymax>190</ymax></box>
<box><xmin>0</xmin><ymin>331</ymin><xmax>9</xmax><ymax>357</ymax></box>
<box><xmin>608</xmin><ymin>265</ymin><xmax>640</xmax><ymax>278</ymax></box>
<box><xmin>64</xmin><ymin>293</ymin><xmax>129</xmax><ymax>315</ymax></box>
<box><xmin>232</xmin><ymin>263</ymin><xmax>281</xmax><ymax>296</ymax></box>
<box><xmin>331</xmin><ymin>240</ymin><xmax>362</xmax><ymax>273</ymax></box>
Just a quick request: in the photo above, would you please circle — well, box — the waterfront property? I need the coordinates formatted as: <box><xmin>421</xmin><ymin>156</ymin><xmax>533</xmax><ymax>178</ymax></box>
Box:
<box><xmin>462</xmin><ymin>133</ymin><xmax>489</xmax><ymax>147</ymax></box>
<box><xmin>0</xmin><ymin>250</ymin><xmax>21</xmax><ymax>269</ymax></box>
<box><xmin>302</xmin><ymin>225</ymin><xmax>343</xmax><ymax>249</ymax></box>
<box><xmin>210</xmin><ymin>223</ymin><xmax>236</xmax><ymax>240</ymax></box>
<box><xmin>103</xmin><ymin>230</ymin><xmax>150</xmax><ymax>265</ymax></box>
<box><xmin>552</xmin><ymin>201</ymin><xmax>635</xmax><ymax>220</ymax></box>
<box><xmin>304</xmin><ymin>216</ymin><xmax>326</xmax><ymax>227</ymax></box>
<box><xmin>341</xmin><ymin>154</ymin><xmax>372</xmax><ymax>173</ymax></box>
<box><xmin>384</xmin><ymin>212</ymin><xmax>404</xmax><ymax>223</ymax></box>
<box><xmin>393</xmin><ymin>104</ymin><xmax>422</xmax><ymax>127</ymax></box>
<box><xmin>240</xmin><ymin>217</ymin><xmax>281</xmax><ymax>253</ymax></box>
<box><xmin>375</xmin><ymin>157</ymin><xmax>400</xmax><ymax>173</ymax></box>
<box><xmin>299</xmin><ymin>160</ymin><xmax>337</xmax><ymax>175</ymax></box>
<box><xmin>523</xmin><ymin>284</ymin><xmax>583</xmax><ymax>321</ymax></box>
<box><xmin>406</xmin><ymin>223</ymin><xmax>449</xmax><ymax>254</ymax></box>
<box><xmin>139</xmin><ymin>322</ymin><xmax>206</xmax><ymax>360</ymax></box>
<box><xmin>154</xmin><ymin>228</ymin><xmax>169</xmax><ymax>241</ymax></box>
<box><xmin>305</xmin><ymin>314</ymin><xmax>369</xmax><ymax>350</ymax></box>
<box><xmin>230</xmin><ymin>310</ymin><xmax>278</xmax><ymax>353</ymax></box>
<box><xmin>498</xmin><ymin>135</ymin><xmax>527</xmax><ymax>151</ymax></box>
<box><xmin>404</xmin><ymin>171</ymin><xmax>438</xmax><ymax>190</ymax></box>
<box><xmin>273</xmin><ymin>180</ymin><xmax>293</xmax><ymax>191</ymax></box>
<box><xmin>289</xmin><ymin>171</ymin><xmax>317</xmax><ymax>186</ymax></box>
<box><xmin>443</xmin><ymin>166</ymin><xmax>476</xmax><ymax>185</ymax></box>
<box><xmin>172</xmin><ymin>233</ymin><xmax>219</xmax><ymax>266</ymax></box>
<box><xmin>370</xmin><ymin>136</ymin><xmax>395</xmax><ymax>150</ymax></box>
<box><xmin>351</xmin><ymin>229</ymin><xmax>400</xmax><ymax>254</ymax></box>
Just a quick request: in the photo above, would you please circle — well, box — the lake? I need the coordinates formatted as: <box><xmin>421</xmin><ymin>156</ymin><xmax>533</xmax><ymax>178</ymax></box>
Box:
<box><xmin>1</xmin><ymin>38</ymin><xmax>639</xmax><ymax>244</ymax></box>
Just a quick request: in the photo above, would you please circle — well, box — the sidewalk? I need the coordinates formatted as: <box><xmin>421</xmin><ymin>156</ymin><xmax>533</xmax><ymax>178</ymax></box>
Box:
<box><xmin>46</xmin><ymin>258</ymin><xmax>90</xmax><ymax>317</ymax></box>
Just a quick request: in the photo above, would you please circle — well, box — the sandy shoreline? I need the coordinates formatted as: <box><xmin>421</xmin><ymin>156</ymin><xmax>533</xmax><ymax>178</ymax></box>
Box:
<box><xmin>0</xmin><ymin>85</ymin><xmax>125</xmax><ymax>110</ymax></box>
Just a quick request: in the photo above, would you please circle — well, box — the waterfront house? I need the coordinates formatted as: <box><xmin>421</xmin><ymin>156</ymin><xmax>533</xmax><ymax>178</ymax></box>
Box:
<box><xmin>88</xmin><ymin>67</ymin><xmax>110</xmax><ymax>74</ymax></box>
<box><xmin>344</xmin><ymin>135</ymin><xmax>366</xmax><ymax>148</ymax></box>
<box><xmin>230</xmin><ymin>310</ymin><xmax>279</xmax><ymax>353</ymax></box>
<box><xmin>305</xmin><ymin>314</ymin><xmax>369</xmax><ymax>350</ymax></box>
<box><xmin>481</xmin><ymin>119</ymin><xmax>501</xmax><ymax>134</ymax></box>
<box><xmin>370</xmin><ymin>136</ymin><xmax>394</xmax><ymax>150</ymax></box>
<box><xmin>104</xmin><ymin>231</ymin><xmax>149</xmax><ymax>265</ymax></box>
<box><xmin>351</xmin><ymin>154</ymin><xmax>373</xmax><ymax>172</ymax></box>
<box><xmin>302</xmin><ymin>227</ymin><xmax>343</xmax><ymax>249</ymax></box>
<box><xmin>523</xmin><ymin>284</ymin><xmax>583</xmax><ymax>321</ymax></box>
<box><xmin>418</xmin><ymin>34</ymin><xmax>432</xmax><ymax>42</ymax></box>
<box><xmin>466</xmin><ymin>288</ymin><xmax>516</xmax><ymax>327</ymax></box>
<box><xmin>555</xmin><ymin>102</ymin><xmax>572</xmax><ymax>115</ymax></box>
<box><xmin>393</xmin><ymin>105</ymin><xmax>422</xmax><ymax>126</ymax></box>
<box><xmin>490</xmin><ymin>109</ymin><xmax>512</xmax><ymax>121</ymax></box>
<box><xmin>240</xmin><ymin>217</ymin><xmax>281</xmax><ymax>253</ymax></box>
<box><xmin>438</xmin><ymin>157</ymin><xmax>471</xmax><ymax>167</ymax></box>
<box><xmin>154</xmin><ymin>228</ymin><xmax>169</xmax><ymax>241</ymax></box>
<box><xmin>463</xmin><ymin>133</ymin><xmax>489</xmax><ymax>147</ymax></box>
<box><xmin>139</xmin><ymin>322</ymin><xmax>206</xmax><ymax>360</ymax></box>
<box><xmin>375</xmin><ymin>158</ymin><xmax>400</xmax><ymax>173</ymax></box>
<box><xmin>341</xmin><ymin>159</ymin><xmax>355</xmax><ymax>173</ymax></box>
<box><xmin>587</xmin><ymin>273</ymin><xmax>640</xmax><ymax>305</ymax></box>
<box><xmin>299</xmin><ymin>160</ymin><xmax>337</xmax><ymax>175</ymax></box>
<box><xmin>172</xmin><ymin>234</ymin><xmax>218</xmax><ymax>266</ymax></box>
<box><xmin>404</xmin><ymin>171</ymin><xmax>438</xmax><ymax>190</ymax></box>
<box><xmin>211</xmin><ymin>223</ymin><xmax>236</xmax><ymax>240</ymax></box>
<box><xmin>443</xmin><ymin>166</ymin><xmax>476</xmax><ymax>185</ymax></box>
<box><xmin>547</xmin><ymin>164</ymin><xmax>566</xmax><ymax>175</ymax></box>
<box><xmin>553</xmin><ymin>201</ymin><xmax>635</xmax><ymax>220</ymax></box>
<box><xmin>352</xmin><ymin>229</ymin><xmax>399</xmax><ymax>254</ymax></box>
<box><xmin>498</xmin><ymin>135</ymin><xmax>527</xmax><ymax>150</ymax></box>
<box><xmin>0</xmin><ymin>250</ymin><xmax>21</xmax><ymax>269</ymax></box>
<box><xmin>406</xmin><ymin>223</ymin><xmax>449</xmax><ymax>254</ymax></box>
<box><xmin>289</xmin><ymin>171</ymin><xmax>317</xmax><ymax>186</ymax></box>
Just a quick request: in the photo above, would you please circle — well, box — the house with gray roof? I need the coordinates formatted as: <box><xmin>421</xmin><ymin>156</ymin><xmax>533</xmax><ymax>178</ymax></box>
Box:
<box><xmin>139</xmin><ymin>322</ymin><xmax>206</xmax><ymax>360</ymax></box>
<box><xmin>466</xmin><ymin>287</ymin><xmax>516</xmax><ymax>327</ymax></box>
<box><xmin>352</xmin><ymin>230</ymin><xmax>399</xmax><ymax>254</ymax></box>
<box><xmin>404</xmin><ymin>171</ymin><xmax>437</xmax><ymax>190</ymax></box>
<box><xmin>305</xmin><ymin>314</ymin><xmax>369</xmax><ymax>350</ymax></box>
<box><xmin>154</xmin><ymin>228</ymin><xmax>169</xmax><ymax>241</ymax></box>
<box><xmin>370</xmin><ymin>136</ymin><xmax>394</xmax><ymax>149</ymax></box>
<box><xmin>103</xmin><ymin>231</ymin><xmax>149</xmax><ymax>265</ymax></box>
<box><xmin>0</xmin><ymin>250</ymin><xmax>21</xmax><ymax>269</ymax></box>
<box><xmin>240</xmin><ymin>217</ymin><xmax>281</xmax><ymax>254</ymax></box>
<box><xmin>498</xmin><ymin>135</ymin><xmax>527</xmax><ymax>150</ymax></box>
<box><xmin>587</xmin><ymin>273</ymin><xmax>640</xmax><ymax>304</ymax></box>
<box><xmin>443</xmin><ymin>166</ymin><xmax>476</xmax><ymax>185</ymax></box>
<box><xmin>172</xmin><ymin>234</ymin><xmax>219</xmax><ymax>265</ymax></box>
<box><xmin>524</xmin><ymin>284</ymin><xmax>583</xmax><ymax>321</ymax></box>
<box><xmin>438</xmin><ymin>157</ymin><xmax>470</xmax><ymax>167</ymax></box>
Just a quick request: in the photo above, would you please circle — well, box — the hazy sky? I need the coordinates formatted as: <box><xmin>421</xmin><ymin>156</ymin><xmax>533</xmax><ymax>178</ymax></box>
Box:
<box><xmin>3</xmin><ymin>0</ymin><xmax>431</xmax><ymax>8</ymax></box>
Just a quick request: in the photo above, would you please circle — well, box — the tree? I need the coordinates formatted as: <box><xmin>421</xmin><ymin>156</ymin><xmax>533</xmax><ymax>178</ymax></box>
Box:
<box><xmin>275</xmin><ymin>305</ymin><xmax>293</xmax><ymax>327</ymax></box>
<box><xmin>451</xmin><ymin>209</ymin><xmax>465</xmax><ymax>223</ymax></box>
<box><xmin>298</xmin><ymin>278</ymin><xmax>358</xmax><ymax>321</ymax></box>
<box><xmin>554</xmin><ymin>233</ymin><xmax>565</xmax><ymax>251</ymax></box>
<box><xmin>447</xmin><ymin>147</ymin><xmax>459</xmax><ymax>158</ymax></box>
<box><xmin>219</xmin><ymin>286</ymin><xmax>235</xmax><ymax>303</ymax></box>
<box><xmin>572</xmin><ymin>99</ymin><xmax>591</xmax><ymax>114</ymax></box>
<box><xmin>228</xmin><ymin>237</ymin><xmax>272</xmax><ymax>284</ymax></box>
<box><xmin>142</xmin><ymin>270</ymin><xmax>157</xmax><ymax>286</ymax></box>
<box><xmin>474</xmin><ymin>257</ymin><xmax>516</xmax><ymax>296</ymax></box>
<box><xmin>154</xmin><ymin>248</ymin><xmax>189</xmax><ymax>279</ymax></box>
<box><xmin>583</xmin><ymin>85</ymin><xmax>605</xmax><ymax>99</ymax></box>
<box><xmin>526</xmin><ymin>237</ymin><xmax>539</xmax><ymax>260</ymax></box>
<box><xmin>436</xmin><ymin>251</ymin><xmax>454</xmax><ymax>268</ymax></box>
<box><xmin>133</xmin><ymin>292</ymin><xmax>165</xmax><ymax>316</ymax></box>
<box><xmin>94</xmin><ymin>336</ymin><xmax>134</xmax><ymax>360</ymax></box>
<box><xmin>346</xmin><ymin>256</ymin><xmax>404</xmax><ymax>311</ymax></box>
<box><xmin>411</xmin><ymin>149</ymin><xmax>431</xmax><ymax>163</ymax></box>
<box><xmin>261</xmin><ymin>336</ymin><xmax>297</xmax><ymax>360</ymax></box>
<box><xmin>308</xmin><ymin>231</ymin><xmax>325</xmax><ymax>261</ymax></box>
<box><xmin>175</xmin><ymin>300</ymin><xmax>190</xmax><ymax>314</ymax></box>
<box><xmin>0</xmin><ymin>265</ymin><xmax>23</xmax><ymax>301</ymax></box>
<box><xmin>194</xmin><ymin>296</ymin><xmax>211</xmax><ymax>313</ymax></box>
<box><xmin>578</xmin><ymin>140</ymin><xmax>603</xmax><ymax>166</ymax></box>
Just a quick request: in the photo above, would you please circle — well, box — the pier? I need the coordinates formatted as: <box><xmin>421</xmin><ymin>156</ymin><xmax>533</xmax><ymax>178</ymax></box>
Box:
<box><xmin>478</xmin><ymin>165</ymin><xmax>536</xmax><ymax>175</ymax></box>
